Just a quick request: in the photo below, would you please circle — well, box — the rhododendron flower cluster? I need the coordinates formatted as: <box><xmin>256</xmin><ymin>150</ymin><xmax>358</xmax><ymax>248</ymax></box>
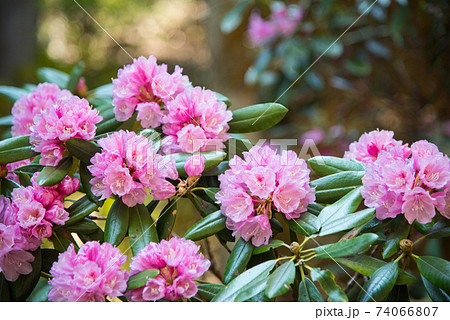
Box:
<box><xmin>216</xmin><ymin>145</ymin><xmax>315</xmax><ymax>247</ymax></box>
<box><xmin>30</xmin><ymin>94</ymin><xmax>102</xmax><ymax>166</ymax></box>
<box><xmin>161</xmin><ymin>86</ymin><xmax>233</xmax><ymax>155</ymax></box>
<box><xmin>361</xmin><ymin>140</ymin><xmax>450</xmax><ymax>224</ymax></box>
<box><xmin>11</xmin><ymin>83</ymin><xmax>71</xmax><ymax>137</ymax></box>
<box><xmin>344</xmin><ymin>129</ymin><xmax>410</xmax><ymax>164</ymax></box>
<box><xmin>88</xmin><ymin>130</ymin><xmax>178</xmax><ymax>207</ymax></box>
<box><xmin>48</xmin><ymin>242</ymin><xmax>128</xmax><ymax>302</ymax></box>
<box><xmin>126</xmin><ymin>237</ymin><xmax>210</xmax><ymax>301</ymax></box>
<box><xmin>0</xmin><ymin>196</ymin><xmax>38</xmax><ymax>282</ymax></box>
<box><xmin>248</xmin><ymin>2</ymin><xmax>303</xmax><ymax>47</ymax></box>
<box><xmin>112</xmin><ymin>55</ymin><xmax>190</xmax><ymax>128</ymax></box>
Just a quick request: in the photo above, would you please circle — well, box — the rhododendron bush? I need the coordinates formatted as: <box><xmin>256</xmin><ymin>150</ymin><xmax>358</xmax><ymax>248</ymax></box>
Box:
<box><xmin>0</xmin><ymin>56</ymin><xmax>448</xmax><ymax>303</ymax></box>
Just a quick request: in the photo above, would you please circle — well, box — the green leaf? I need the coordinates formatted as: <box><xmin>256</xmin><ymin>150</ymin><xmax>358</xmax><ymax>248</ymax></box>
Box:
<box><xmin>196</xmin><ymin>283</ymin><xmax>225</xmax><ymax>301</ymax></box>
<box><xmin>37</xmin><ymin>67</ymin><xmax>69</xmax><ymax>88</ymax></box>
<box><xmin>314</xmin><ymin>233</ymin><xmax>378</xmax><ymax>259</ymax></box>
<box><xmin>11</xmin><ymin>248</ymin><xmax>42</xmax><ymax>301</ymax></box>
<box><xmin>310</xmin><ymin>268</ymin><xmax>348</xmax><ymax>302</ymax></box>
<box><xmin>266</xmin><ymin>260</ymin><xmax>296</xmax><ymax>298</ymax></box>
<box><xmin>156</xmin><ymin>200</ymin><xmax>177</xmax><ymax>240</ymax></box>
<box><xmin>421</xmin><ymin>274</ymin><xmax>450</xmax><ymax>302</ymax></box>
<box><xmin>253</xmin><ymin>239</ymin><xmax>285</xmax><ymax>255</ymax></box>
<box><xmin>65</xmin><ymin>138</ymin><xmax>101</xmax><ymax>164</ymax></box>
<box><xmin>298</xmin><ymin>278</ymin><xmax>324</xmax><ymax>302</ymax></box>
<box><xmin>16</xmin><ymin>171</ymin><xmax>31</xmax><ymax>187</ymax></box>
<box><xmin>424</xmin><ymin>219</ymin><xmax>450</xmax><ymax>239</ymax></box>
<box><xmin>0</xmin><ymin>115</ymin><xmax>13</xmax><ymax>127</ymax></box>
<box><xmin>26</xmin><ymin>277</ymin><xmax>51</xmax><ymax>302</ymax></box>
<box><xmin>184</xmin><ymin>210</ymin><xmax>226</xmax><ymax>241</ymax></box>
<box><xmin>95</xmin><ymin>118</ymin><xmax>123</xmax><ymax>135</ymax></box>
<box><xmin>335</xmin><ymin>255</ymin><xmax>416</xmax><ymax>285</ymax></box>
<box><xmin>0</xmin><ymin>273</ymin><xmax>11</xmax><ymax>301</ymax></box>
<box><xmin>1</xmin><ymin>178</ymin><xmax>20</xmax><ymax>197</ymax></box>
<box><xmin>315</xmin><ymin>187</ymin><xmax>358</xmax><ymax>204</ymax></box>
<box><xmin>220</xmin><ymin>0</ymin><xmax>251</xmax><ymax>33</ymax></box>
<box><xmin>223</xmin><ymin>237</ymin><xmax>254</xmax><ymax>284</ymax></box>
<box><xmin>0</xmin><ymin>86</ymin><xmax>28</xmax><ymax>101</ymax></box>
<box><xmin>224</xmin><ymin>135</ymin><xmax>253</xmax><ymax>159</ymax></box>
<box><xmin>169</xmin><ymin>151</ymin><xmax>226</xmax><ymax>177</ymax></box>
<box><xmin>13</xmin><ymin>164</ymin><xmax>43</xmax><ymax>177</ymax></box>
<box><xmin>285</xmin><ymin>212</ymin><xmax>321</xmax><ymax>236</ymax></box>
<box><xmin>358</xmin><ymin>262</ymin><xmax>399</xmax><ymax>302</ymax></box>
<box><xmin>87</xmin><ymin>84</ymin><xmax>113</xmax><ymax>106</ymax></box>
<box><xmin>228</xmin><ymin>103</ymin><xmax>288</xmax><ymax>133</ymax></box>
<box><xmin>311</xmin><ymin>171</ymin><xmax>364</xmax><ymax>191</ymax></box>
<box><xmin>79</xmin><ymin>162</ymin><xmax>102</xmax><ymax>205</ymax></box>
<box><xmin>416</xmin><ymin>256</ymin><xmax>450</xmax><ymax>292</ymax></box>
<box><xmin>318</xmin><ymin>187</ymin><xmax>364</xmax><ymax>235</ymax></box>
<box><xmin>128</xmin><ymin>204</ymin><xmax>158</xmax><ymax>256</ymax></box>
<box><xmin>212</xmin><ymin>260</ymin><xmax>276</xmax><ymax>302</ymax></box>
<box><xmin>52</xmin><ymin>231</ymin><xmax>76</xmax><ymax>252</ymax></box>
<box><xmin>36</xmin><ymin>157</ymin><xmax>73</xmax><ymax>187</ymax></box>
<box><xmin>66</xmin><ymin>62</ymin><xmax>84</xmax><ymax>92</ymax></box>
<box><xmin>320</xmin><ymin>208</ymin><xmax>375</xmax><ymax>237</ymax></box>
<box><xmin>0</xmin><ymin>147</ymin><xmax>38</xmax><ymax>165</ymax></box>
<box><xmin>104</xmin><ymin>198</ymin><xmax>130</xmax><ymax>246</ymax></box>
<box><xmin>308</xmin><ymin>156</ymin><xmax>365</xmax><ymax>177</ymax></box>
<box><xmin>137</xmin><ymin>128</ymin><xmax>161</xmax><ymax>152</ymax></box>
<box><xmin>0</xmin><ymin>135</ymin><xmax>32</xmax><ymax>152</ymax></box>
<box><xmin>382</xmin><ymin>217</ymin><xmax>411</xmax><ymax>259</ymax></box>
<box><xmin>203</xmin><ymin>161</ymin><xmax>229</xmax><ymax>176</ymax></box>
<box><xmin>65</xmin><ymin>195</ymin><xmax>99</xmax><ymax>226</ymax></box>
<box><xmin>41</xmin><ymin>249</ymin><xmax>61</xmax><ymax>274</ymax></box>
<box><xmin>214</xmin><ymin>92</ymin><xmax>231</xmax><ymax>107</ymax></box>
<box><xmin>78</xmin><ymin>227</ymin><xmax>104</xmax><ymax>243</ymax></box>
<box><xmin>127</xmin><ymin>269</ymin><xmax>160</xmax><ymax>290</ymax></box>
<box><xmin>61</xmin><ymin>218</ymin><xmax>99</xmax><ymax>234</ymax></box>
<box><xmin>385</xmin><ymin>285</ymin><xmax>410</xmax><ymax>302</ymax></box>
<box><xmin>234</xmin><ymin>278</ymin><xmax>268</xmax><ymax>302</ymax></box>
<box><xmin>203</xmin><ymin>188</ymin><xmax>220</xmax><ymax>203</ymax></box>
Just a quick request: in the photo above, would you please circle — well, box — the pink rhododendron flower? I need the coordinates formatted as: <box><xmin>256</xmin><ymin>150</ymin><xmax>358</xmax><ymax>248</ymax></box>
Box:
<box><xmin>344</xmin><ymin>129</ymin><xmax>410</xmax><ymax>163</ymax></box>
<box><xmin>361</xmin><ymin>139</ymin><xmax>450</xmax><ymax>224</ymax></box>
<box><xmin>161</xmin><ymin>86</ymin><xmax>232</xmax><ymax>154</ymax></box>
<box><xmin>248</xmin><ymin>2</ymin><xmax>303</xmax><ymax>47</ymax></box>
<box><xmin>88</xmin><ymin>130</ymin><xmax>178</xmax><ymax>207</ymax></box>
<box><xmin>30</xmin><ymin>94</ymin><xmax>102</xmax><ymax>166</ymax></box>
<box><xmin>112</xmin><ymin>55</ymin><xmax>190</xmax><ymax>128</ymax></box>
<box><xmin>126</xmin><ymin>237</ymin><xmax>210</xmax><ymax>301</ymax></box>
<box><xmin>184</xmin><ymin>154</ymin><xmax>206</xmax><ymax>177</ymax></box>
<box><xmin>11</xmin><ymin>83</ymin><xmax>71</xmax><ymax>137</ymax></box>
<box><xmin>216</xmin><ymin>145</ymin><xmax>315</xmax><ymax>246</ymax></box>
<box><xmin>48</xmin><ymin>242</ymin><xmax>129</xmax><ymax>302</ymax></box>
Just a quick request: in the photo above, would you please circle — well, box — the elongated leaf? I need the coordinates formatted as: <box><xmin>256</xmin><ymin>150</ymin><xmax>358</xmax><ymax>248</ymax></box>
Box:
<box><xmin>104</xmin><ymin>198</ymin><xmax>130</xmax><ymax>246</ymax></box>
<box><xmin>61</xmin><ymin>218</ymin><xmax>99</xmax><ymax>234</ymax></box>
<box><xmin>66</xmin><ymin>138</ymin><xmax>101</xmax><ymax>164</ymax></box>
<box><xmin>0</xmin><ymin>115</ymin><xmax>12</xmax><ymax>127</ymax></box>
<box><xmin>253</xmin><ymin>239</ymin><xmax>285</xmax><ymax>255</ymax></box>
<box><xmin>298</xmin><ymin>278</ymin><xmax>324</xmax><ymax>302</ymax></box>
<box><xmin>285</xmin><ymin>212</ymin><xmax>320</xmax><ymax>236</ymax></box>
<box><xmin>424</xmin><ymin>219</ymin><xmax>450</xmax><ymax>239</ymax></box>
<box><xmin>0</xmin><ymin>135</ymin><xmax>31</xmax><ymax>151</ymax></box>
<box><xmin>0</xmin><ymin>146</ymin><xmax>38</xmax><ymax>165</ymax></box>
<box><xmin>13</xmin><ymin>164</ymin><xmax>43</xmax><ymax>176</ymax></box>
<box><xmin>421</xmin><ymin>274</ymin><xmax>450</xmax><ymax>302</ymax></box>
<box><xmin>311</xmin><ymin>171</ymin><xmax>364</xmax><ymax>190</ymax></box>
<box><xmin>320</xmin><ymin>207</ymin><xmax>375</xmax><ymax>236</ymax></box>
<box><xmin>224</xmin><ymin>135</ymin><xmax>253</xmax><ymax>159</ymax></box>
<box><xmin>156</xmin><ymin>200</ymin><xmax>177</xmax><ymax>240</ymax></box>
<box><xmin>220</xmin><ymin>0</ymin><xmax>251</xmax><ymax>33</ymax></box>
<box><xmin>203</xmin><ymin>188</ymin><xmax>220</xmax><ymax>203</ymax></box>
<box><xmin>65</xmin><ymin>195</ymin><xmax>99</xmax><ymax>226</ymax></box>
<box><xmin>0</xmin><ymin>86</ymin><xmax>28</xmax><ymax>101</ymax></box>
<box><xmin>1</xmin><ymin>178</ymin><xmax>20</xmax><ymax>197</ymax></box>
<box><xmin>416</xmin><ymin>256</ymin><xmax>450</xmax><ymax>292</ymax></box>
<box><xmin>223</xmin><ymin>237</ymin><xmax>254</xmax><ymax>284</ymax></box>
<box><xmin>11</xmin><ymin>248</ymin><xmax>41</xmax><ymax>301</ymax></box>
<box><xmin>385</xmin><ymin>285</ymin><xmax>410</xmax><ymax>302</ymax></box>
<box><xmin>310</xmin><ymin>268</ymin><xmax>348</xmax><ymax>302</ymax></box>
<box><xmin>26</xmin><ymin>277</ymin><xmax>51</xmax><ymax>302</ymax></box>
<box><xmin>37</xmin><ymin>68</ymin><xmax>69</xmax><ymax>88</ymax></box>
<box><xmin>36</xmin><ymin>157</ymin><xmax>73</xmax><ymax>187</ymax></box>
<box><xmin>266</xmin><ymin>260</ymin><xmax>296</xmax><ymax>298</ymax></box>
<box><xmin>315</xmin><ymin>187</ymin><xmax>357</xmax><ymax>204</ymax></box>
<box><xmin>212</xmin><ymin>260</ymin><xmax>276</xmax><ymax>302</ymax></box>
<box><xmin>79</xmin><ymin>162</ymin><xmax>102</xmax><ymax>205</ymax></box>
<box><xmin>137</xmin><ymin>128</ymin><xmax>161</xmax><ymax>152</ymax></box>
<box><xmin>335</xmin><ymin>255</ymin><xmax>416</xmax><ymax>285</ymax></box>
<box><xmin>127</xmin><ymin>269</ymin><xmax>160</xmax><ymax>290</ymax></box>
<box><xmin>168</xmin><ymin>151</ymin><xmax>226</xmax><ymax>177</ymax></box>
<box><xmin>382</xmin><ymin>217</ymin><xmax>411</xmax><ymax>259</ymax></box>
<box><xmin>197</xmin><ymin>283</ymin><xmax>225</xmax><ymax>301</ymax></box>
<box><xmin>314</xmin><ymin>233</ymin><xmax>378</xmax><ymax>259</ymax></box>
<box><xmin>358</xmin><ymin>262</ymin><xmax>399</xmax><ymax>302</ymax></box>
<box><xmin>214</xmin><ymin>92</ymin><xmax>231</xmax><ymax>107</ymax></box>
<box><xmin>228</xmin><ymin>103</ymin><xmax>288</xmax><ymax>133</ymax></box>
<box><xmin>78</xmin><ymin>227</ymin><xmax>104</xmax><ymax>243</ymax></box>
<box><xmin>41</xmin><ymin>249</ymin><xmax>61</xmax><ymax>274</ymax></box>
<box><xmin>184</xmin><ymin>210</ymin><xmax>226</xmax><ymax>241</ymax></box>
<box><xmin>95</xmin><ymin>118</ymin><xmax>123</xmax><ymax>135</ymax></box>
<box><xmin>129</xmin><ymin>204</ymin><xmax>158</xmax><ymax>256</ymax></box>
<box><xmin>203</xmin><ymin>161</ymin><xmax>229</xmax><ymax>176</ymax></box>
<box><xmin>235</xmin><ymin>278</ymin><xmax>268</xmax><ymax>302</ymax></box>
<box><xmin>66</xmin><ymin>62</ymin><xmax>84</xmax><ymax>92</ymax></box>
<box><xmin>307</xmin><ymin>203</ymin><xmax>324</xmax><ymax>216</ymax></box>
<box><xmin>52</xmin><ymin>231</ymin><xmax>76</xmax><ymax>252</ymax></box>
<box><xmin>16</xmin><ymin>171</ymin><xmax>31</xmax><ymax>186</ymax></box>
<box><xmin>308</xmin><ymin>156</ymin><xmax>365</xmax><ymax>177</ymax></box>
